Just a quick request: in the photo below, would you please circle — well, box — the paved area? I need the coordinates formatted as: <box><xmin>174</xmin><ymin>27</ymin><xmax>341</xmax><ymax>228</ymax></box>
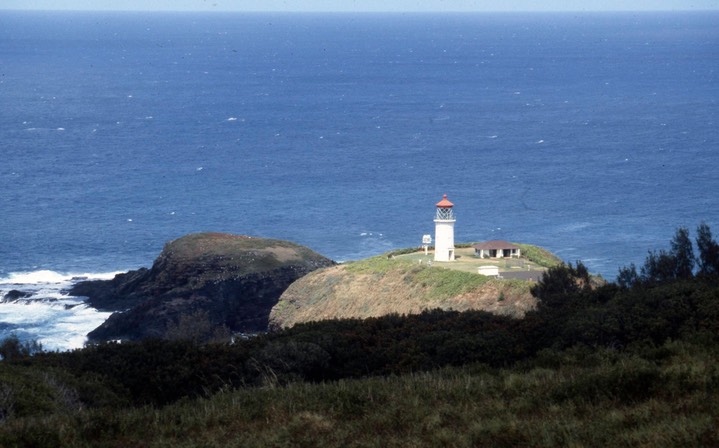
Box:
<box><xmin>499</xmin><ymin>270</ymin><xmax>545</xmax><ymax>282</ymax></box>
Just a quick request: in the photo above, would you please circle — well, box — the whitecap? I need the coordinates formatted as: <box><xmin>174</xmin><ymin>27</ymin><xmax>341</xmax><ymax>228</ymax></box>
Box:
<box><xmin>0</xmin><ymin>302</ymin><xmax>111</xmax><ymax>351</ymax></box>
<box><xmin>560</xmin><ymin>222</ymin><xmax>592</xmax><ymax>232</ymax></box>
<box><xmin>536</xmin><ymin>139</ymin><xmax>544</xmax><ymax>144</ymax></box>
<box><xmin>3</xmin><ymin>270</ymin><xmax>71</xmax><ymax>285</ymax></box>
<box><xmin>0</xmin><ymin>270</ymin><xmax>120</xmax><ymax>351</ymax></box>
<box><xmin>227</xmin><ymin>117</ymin><xmax>238</xmax><ymax>121</ymax></box>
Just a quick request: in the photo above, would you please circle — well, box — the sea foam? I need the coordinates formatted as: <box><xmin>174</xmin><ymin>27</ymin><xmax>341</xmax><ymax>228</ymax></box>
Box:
<box><xmin>0</xmin><ymin>270</ymin><xmax>118</xmax><ymax>351</ymax></box>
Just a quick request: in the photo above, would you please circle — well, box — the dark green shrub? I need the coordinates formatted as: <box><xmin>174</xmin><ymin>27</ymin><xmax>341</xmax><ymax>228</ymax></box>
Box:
<box><xmin>0</xmin><ymin>334</ymin><xmax>42</xmax><ymax>361</ymax></box>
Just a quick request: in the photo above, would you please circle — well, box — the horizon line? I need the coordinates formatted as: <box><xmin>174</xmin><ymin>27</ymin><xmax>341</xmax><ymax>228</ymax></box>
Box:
<box><xmin>2</xmin><ymin>8</ymin><xmax>717</xmax><ymax>13</ymax></box>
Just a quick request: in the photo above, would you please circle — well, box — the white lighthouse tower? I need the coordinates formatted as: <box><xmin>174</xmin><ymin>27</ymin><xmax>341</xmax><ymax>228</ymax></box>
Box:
<box><xmin>434</xmin><ymin>194</ymin><xmax>456</xmax><ymax>262</ymax></box>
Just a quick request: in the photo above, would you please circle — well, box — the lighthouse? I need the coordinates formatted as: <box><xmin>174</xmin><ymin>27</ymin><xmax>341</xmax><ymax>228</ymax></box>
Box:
<box><xmin>434</xmin><ymin>194</ymin><xmax>456</xmax><ymax>262</ymax></box>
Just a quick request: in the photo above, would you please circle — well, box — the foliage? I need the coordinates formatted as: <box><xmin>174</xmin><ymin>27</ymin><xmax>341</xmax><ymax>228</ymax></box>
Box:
<box><xmin>0</xmin><ymin>341</ymin><xmax>716</xmax><ymax>447</ymax></box>
<box><xmin>671</xmin><ymin>226</ymin><xmax>695</xmax><ymax>279</ymax></box>
<box><xmin>696</xmin><ymin>222</ymin><xmax>719</xmax><ymax>276</ymax></box>
<box><xmin>165</xmin><ymin>309</ymin><xmax>232</xmax><ymax>344</ymax></box>
<box><xmin>0</xmin><ymin>334</ymin><xmax>43</xmax><ymax>361</ymax></box>
<box><xmin>617</xmin><ymin>262</ymin><xmax>640</xmax><ymax>289</ymax></box>
<box><xmin>0</xmin><ymin>364</ymin><xmax>94</xmax><ymax>421</ymax></box>
<box><xmin>1</xmin><ymin>223</ymin><xmax>719</xmax><ymax>446</ymax></box>
<box><xmin>620</xmin><ymin>224</ymin><xmax>719</xmax><ymax>287</ymax></box>
<box><xmin>530</xmin><ymin>261</ymin><xmax>591</xmax><ymax>310</ymax></box>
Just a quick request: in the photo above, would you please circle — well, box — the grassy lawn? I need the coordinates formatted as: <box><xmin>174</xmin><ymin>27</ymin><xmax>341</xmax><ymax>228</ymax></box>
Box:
<box><xmin>395</xmin><ymin>247</ymin><xmax>548</xmax><ymax>276</ymax></box>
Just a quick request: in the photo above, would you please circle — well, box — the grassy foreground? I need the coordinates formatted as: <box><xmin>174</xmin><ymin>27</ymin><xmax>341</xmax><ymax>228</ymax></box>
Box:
<box><xmin>2</xmin><ymin>340</ymin><xmax>716</xmax><ymax>447</ymax></box>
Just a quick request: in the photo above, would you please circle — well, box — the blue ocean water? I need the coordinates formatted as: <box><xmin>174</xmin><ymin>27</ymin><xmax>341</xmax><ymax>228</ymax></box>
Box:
<box><xmin>1</xmin><ymin>11</ymin><xmax>717</xmax><ymax>349</ymax></box>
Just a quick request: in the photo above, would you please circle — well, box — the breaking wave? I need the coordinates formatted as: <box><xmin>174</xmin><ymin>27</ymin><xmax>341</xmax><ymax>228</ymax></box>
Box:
<box><xmin>0</xmin><ymin>270</ymin><xmax>118</xmax><ymax>351</ymax></box>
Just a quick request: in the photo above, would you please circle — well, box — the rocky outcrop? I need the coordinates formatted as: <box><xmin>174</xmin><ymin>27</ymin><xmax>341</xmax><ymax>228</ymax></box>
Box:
<box><xmin>72</xmin><ymin>233</ymin><xmax>334</xmax><ymax>342</ymax></box>
<box><xmin>69</xmin><ymin>268</ymin><xmax>151</xmax><ymax>311</ymax></box>
<box><xmin>2</xmin><ymin>290</ymin><xmax>34</xmax><ymax>303</ymax></box>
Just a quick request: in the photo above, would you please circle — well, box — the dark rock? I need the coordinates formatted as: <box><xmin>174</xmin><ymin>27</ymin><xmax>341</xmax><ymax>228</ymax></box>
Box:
<box><xmin>2</xmin><ymin>290</ymin><xmax>34</xmax><ymax>302</ymax></box>
<box><xmin>70</xmin><ymin>268</ymin><xmax>151</xmax><ymax>311</ymax></box>
<box><xmin>82</xmin><ymin>233</ymin><xmax>335</xmax><ymax>342</ymax></box>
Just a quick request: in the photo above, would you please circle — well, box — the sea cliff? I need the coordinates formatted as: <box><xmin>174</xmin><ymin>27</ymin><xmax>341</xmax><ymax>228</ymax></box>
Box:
<box><xmin>71</xmin><ymin>233</ymin><xmax>335</xmax><ymax>341</ymax></box>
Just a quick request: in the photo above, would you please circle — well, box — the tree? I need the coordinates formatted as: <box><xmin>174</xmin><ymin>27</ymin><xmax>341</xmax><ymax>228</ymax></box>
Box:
<box><xmin>640</xmin><ymin>249</ymin><xmax>675</xmax><ymax>283</ymax></box>
<box><xmin>639</xmin><ymin>227</ymin><xmax>695</xmax><ymax>284</ymax></box>
<box><xmin>696</xmin><ymin>222</ymin><xmax>719</xmax><ymax>277</ymax></box>
<box><xmin>0</xmin><ymin>334</ymin><xmax>43</xmax><ymax>361</ymax></box>
<box><xmin>531</xmin><ymin>261</ymin><xmax>592</xmax><ymax>309</ymax></box>
<box><xmin>617</xmin><ymin>263</ymin><xmax>639</xmax><ymax>289</ymax></box>
<box><xmin>670</xmin><ymin>226</ymin><xmax>694</xmax><ymax>279</ymax></box>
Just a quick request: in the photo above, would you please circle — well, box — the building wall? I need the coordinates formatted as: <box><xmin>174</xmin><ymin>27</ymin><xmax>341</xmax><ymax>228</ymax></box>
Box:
<box><xmin>434</xmin><ymin>219</ymin><xmax>455</xmax><ymax>262</ymax></box>
<box><xmin>475</xmin><ymin>248</ymin><xmax>521</xmax><ymax>258</ymax></box>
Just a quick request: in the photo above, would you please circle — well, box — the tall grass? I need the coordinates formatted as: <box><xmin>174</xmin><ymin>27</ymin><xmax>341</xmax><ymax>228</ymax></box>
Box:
<box><xmin>2</xmin><ymin>341</ymin><xmax>716</xmax><ymax>447</ymax></box>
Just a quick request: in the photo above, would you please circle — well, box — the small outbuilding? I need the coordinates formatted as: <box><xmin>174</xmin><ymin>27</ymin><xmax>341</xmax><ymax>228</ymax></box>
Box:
<box><xmin>473</xmin><ymin>240</ymin><xmax>521</xmax><ymax>259</ymax></box>
<box><xmin>477</xmin><ymin>265</ymin><xmax>500</xmax><ymax>277</ymax></box>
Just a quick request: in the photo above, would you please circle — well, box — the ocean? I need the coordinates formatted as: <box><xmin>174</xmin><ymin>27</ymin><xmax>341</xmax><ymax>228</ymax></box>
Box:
<box><xmin>1</xmin><ymin>11</ymin><xmax>717</xmax><ymax>350</ymax></box>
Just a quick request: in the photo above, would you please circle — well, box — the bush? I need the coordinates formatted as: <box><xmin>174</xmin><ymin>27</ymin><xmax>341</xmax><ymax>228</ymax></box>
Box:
<box><xmin>0</xmin><ymin>334</ymin><xmax>43</xmax><ymax>361</ymax></box>
<box><xmin>530</xmin><ymin>261</ymin><xmax>591</xmax><ymax>310</ymax></box>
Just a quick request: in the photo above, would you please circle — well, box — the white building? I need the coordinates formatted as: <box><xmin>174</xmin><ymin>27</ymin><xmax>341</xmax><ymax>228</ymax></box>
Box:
<box><xmin>473</xmin><ymin>240</ymin><xmax>521</xmax><ymax>259</ymax></box>
<box><xmin>434</xmin><ymin>194</ymin><xmax>456</xmax><ymax>262</ymax></box>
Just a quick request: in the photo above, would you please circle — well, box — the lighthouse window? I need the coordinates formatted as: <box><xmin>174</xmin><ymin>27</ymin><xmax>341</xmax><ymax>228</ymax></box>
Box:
<box><xmin>437</xmin><ymin>208</ymin><xmax>453</xmax><ymax>220</ymax></box>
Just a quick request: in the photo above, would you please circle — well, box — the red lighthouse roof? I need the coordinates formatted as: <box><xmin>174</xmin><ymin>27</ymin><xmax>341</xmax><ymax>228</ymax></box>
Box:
<box><xmin>436</xmin><ymin>194</ymin><xmax>454</xmax><ymax>208</ymax></box>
